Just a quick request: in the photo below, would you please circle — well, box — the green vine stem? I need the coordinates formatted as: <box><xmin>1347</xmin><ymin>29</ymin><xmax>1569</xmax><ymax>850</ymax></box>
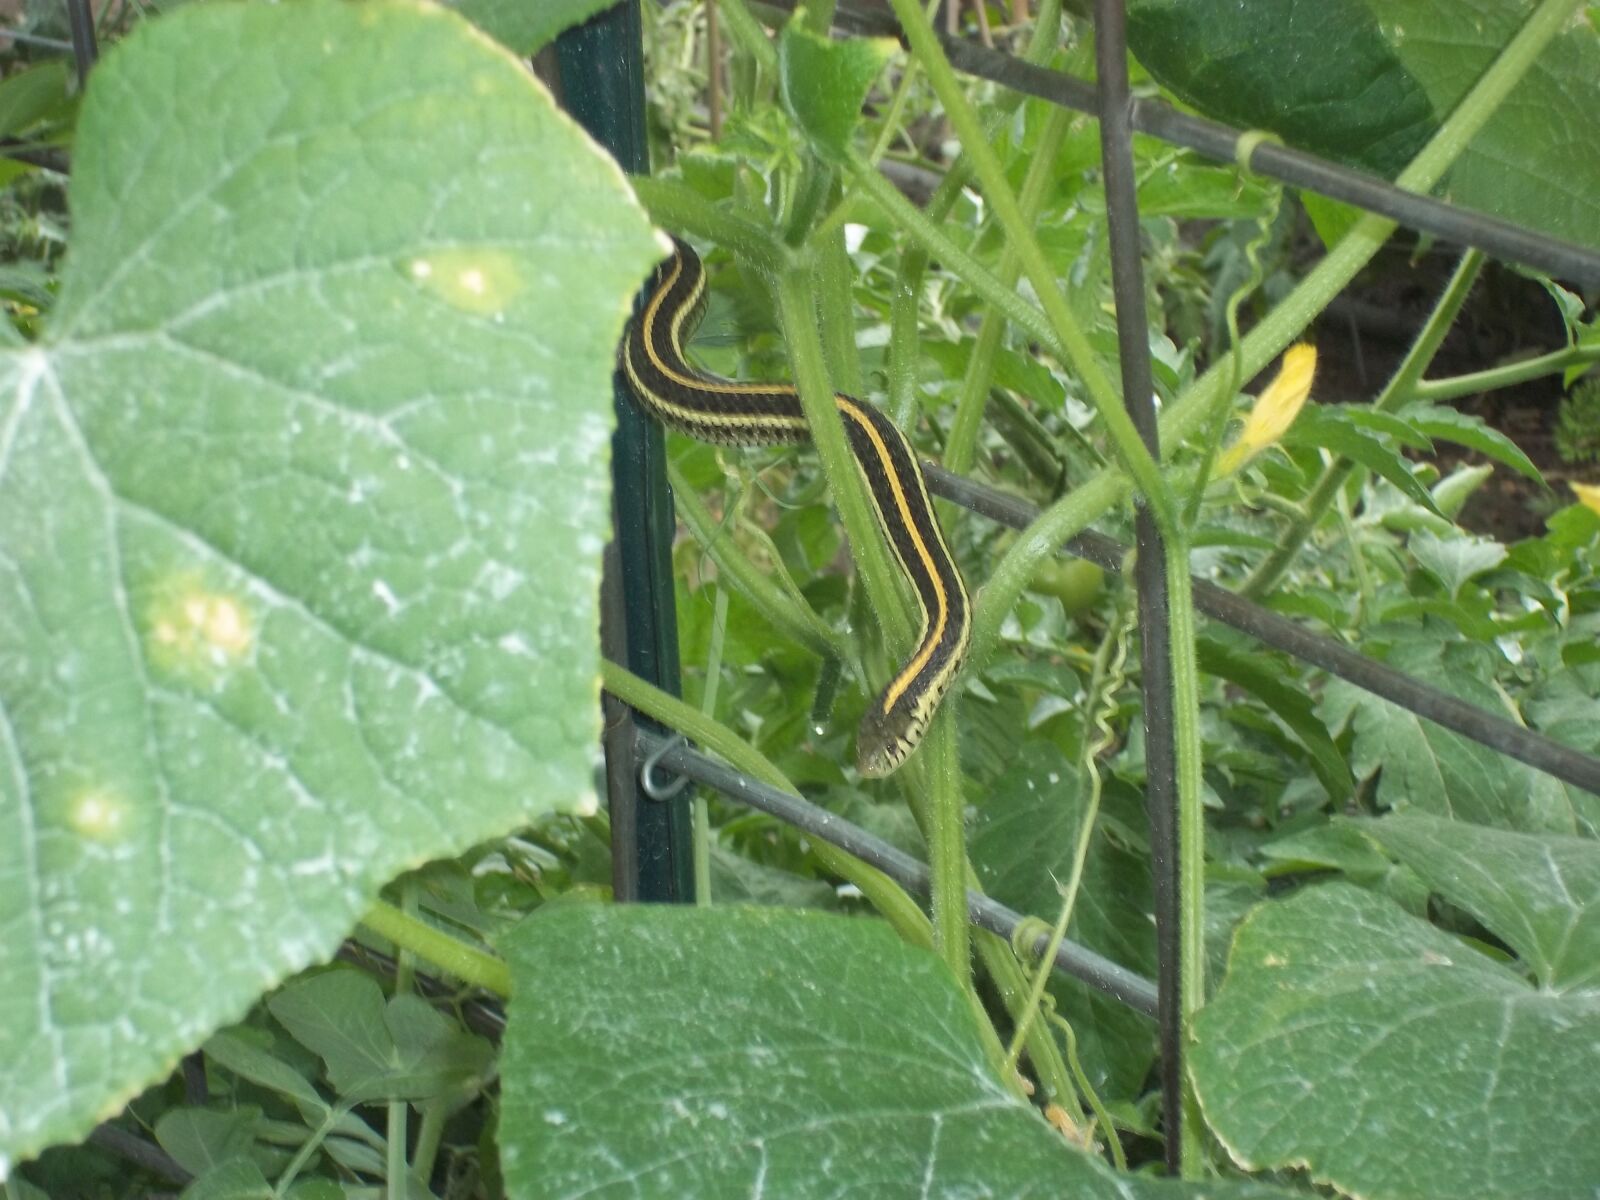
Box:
<box><xmin>360</xmin><ymin>900</ymin><xmax>512</xmax><ymax>1000</ymax></box>
<box><xmin>967</xmin><ymin>908</ymin><xmax>1078</xmax><ymax>1112</ymax></box>
<box><xmin>1165</xmin><ymin>531</ymin><xmax>1206</xmax><ymax>1173</ymax></box>
<box><xmin>407</xmin><ymin>1102</ymin><xmax>449</xmax><ymax>1194</ymax></box>
<box><xmin>669</xmin><ymin>460</ymin><xmax>848</xmax><ymax>662</ymax></box>
<box><xmin>1414</xmin><ymin>342</ymin><xmax>1600</xmax><ymax>402</ymax></box>
<box><xmin>1241</xmin><ymin>248</ymin><xmax>1485</xmax><ymax>598</ymax></box>
<box><xmin>1004</xmin><ymin>604</ymin><xmax>1129</xmax><ymax>1057</ymax></box>
<box><xmin>922</xmin><ymin>705</ymin><xmax>971</xmax><ymax>984</ymax></box>
<box><xmin>715</xmin><ymin>0</ymin><xmax>777</xmax><ymax>75</ymax></box>
<box><xmin>944</xmin><ymin>103</ymin><xmax>1075</xmax><ymax>476</ymax></box>
<box><xmin>1184</xmin><ymin>183</ymin><xmax>1283</xmax><ymax>522</ymax></box>
<box><xmin>812</xmin><ymin>195</ymin><xmax>866</xmax><ymax>395</ymax></box>
<box><xmin>882</xmin><ymin>0</ymin><xmax>1180</xmax><ymax>538</ymax></box>
<box><xmin>696</xmin><ymin>585</ymin><xmax>732</xmax><ymax>905</ymax></box>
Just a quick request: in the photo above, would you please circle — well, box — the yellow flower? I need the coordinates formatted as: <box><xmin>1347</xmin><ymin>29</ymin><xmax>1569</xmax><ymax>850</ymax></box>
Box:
<box><xmin>1572</xmin><ymin>481</ymin><xmax>1600</xmax><ymax>516</ymax></box>
<box><xmin>1217</xmin><ymin>344</ymin><xmax>1317</xmax><ymax>475</ymax></box>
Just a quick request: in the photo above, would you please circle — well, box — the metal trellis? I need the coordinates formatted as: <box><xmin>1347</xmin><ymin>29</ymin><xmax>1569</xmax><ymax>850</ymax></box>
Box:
<box><xmin>588</xmin><ymin>0</ymin><xmax>1600</xmax><ymax>1172</ymax></box>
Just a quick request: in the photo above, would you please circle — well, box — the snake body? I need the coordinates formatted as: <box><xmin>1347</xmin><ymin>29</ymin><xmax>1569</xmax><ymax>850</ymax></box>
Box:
<box><xmin>622</xmin><ymin>238</ymin><xmax>971</xmax><ymax>776</ymax></box>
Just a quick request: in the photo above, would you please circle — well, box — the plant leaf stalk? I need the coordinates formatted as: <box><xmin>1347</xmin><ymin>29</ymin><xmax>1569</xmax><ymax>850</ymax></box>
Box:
<box><xmin>360</xmin><ymin>901</ymin><xmax>511</xmax><ymax>1000</ymax></box>
<box><xmin>943</xmin><ymin>102</ymin><xmax>1075</xmax><ymax>476</ymax></box>
<box><xmin>1413</xmin><ymin>341</ymin><xmax>1600</xmax><ymax>402</ymax></box>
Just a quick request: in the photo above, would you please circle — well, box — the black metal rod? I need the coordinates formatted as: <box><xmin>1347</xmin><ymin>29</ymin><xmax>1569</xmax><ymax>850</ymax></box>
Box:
<box><xmin>935</xmin><ymin>36</ymin><xmax>1600</xmax><ymax>290</ymax></box>
<box><xmin>63</xmin><ymin>0</ymin><xmax>97</xmax><ymax>88</ymax></box>
<box><xmin>3</xmin><ymin>30</ymin><xmax>73</xmax><ymax>51</ymax></box>
<box><xmin>923</xmin><ymin>464</ymin><xmax>1600</xmax><ymax>797</ymax></box>
<box><xmin>1093</xmin><ymin>0</ymin><xmax>1183</xmax><ymax>1169</ymax></box>
<box><xmin>633</xmin><ymin>728</ymin><xmax>1162</xmax><ymax>1017</ymax></box>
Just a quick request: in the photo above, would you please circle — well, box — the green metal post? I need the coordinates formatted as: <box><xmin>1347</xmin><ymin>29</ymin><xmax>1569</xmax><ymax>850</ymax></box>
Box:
<box><xmin>556</xmin><ymin>3</ymin><xmax>694</xmax><ymax>904</ymax></box>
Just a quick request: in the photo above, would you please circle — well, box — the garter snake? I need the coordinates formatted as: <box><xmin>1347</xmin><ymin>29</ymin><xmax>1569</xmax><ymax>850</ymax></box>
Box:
<box><xmin>621</xmin><ymin>237</ymin><xmax>971</xmax><ymax>777</ymax></box>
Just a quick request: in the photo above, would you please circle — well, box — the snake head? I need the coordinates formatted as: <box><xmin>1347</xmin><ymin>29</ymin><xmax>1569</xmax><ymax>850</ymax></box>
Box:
<box><xmin>856</xmin><ymin>706</ymin><xmax>920</xmax><ymax>778</ymax></box>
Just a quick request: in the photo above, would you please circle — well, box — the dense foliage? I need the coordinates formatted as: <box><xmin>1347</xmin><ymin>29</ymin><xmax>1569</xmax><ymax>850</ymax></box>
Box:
<box><xmin>1</xmin><ymin>0</ymin><xmax>1597</xmax><ymax>1197</ymax></box>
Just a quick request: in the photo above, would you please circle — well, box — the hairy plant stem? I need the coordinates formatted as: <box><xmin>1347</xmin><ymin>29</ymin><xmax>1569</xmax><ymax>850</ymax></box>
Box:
<box><xmin>812</xmin><ymin>188</ymin><xmax>865</xmax><ymax>394</ymax></box>
<box><xmin>715</xmin><ymin>0</ymin><xmax>777</xmax><ymax>75</ymax></box>
<box><xmin>886</xmin><ymin>163</ymin><xmax>971</xmax><ymax>428</ymax></box>
<box><xmin>1165</xmin><ymin>531</ymin><xmax>1205</xmax><ymax>1173</ymax></box>
<box><xmin>883</xmin><ymin>0</ymin><xmax>1179</xmax><ymax>537</ymax></box>
<box><xmin>1241</xmin><ymin>249</ymin><xmax>1485</xmax><ymax>598</ymax></box>
<box><xmin>944</xmin><ymin>104</ymin><xmax>1075</xmax><ymax>475</ymax></box>
<box><xmin>921</xmin><ymin>706</ymin><xmax>971</xmax><ymax>982</ymax></box>
<box><xmin>360</xmin><ymin>901</ymin><xmax>511</xmax><ymax>1000</ymax></box>
<box><xmin>1414</xmin><ymin>342</ymin><xmax>1600</xmax><ymax>402</ymax></box>
<box><xmin>696</xmin><ymin>586</ymin><xmax>732</xmax><ymax>904</ymax></box>
<box><xmin>387</xmin><ymin>882</ymin><xmax>419</xmax><ymax>1200</ymax></box>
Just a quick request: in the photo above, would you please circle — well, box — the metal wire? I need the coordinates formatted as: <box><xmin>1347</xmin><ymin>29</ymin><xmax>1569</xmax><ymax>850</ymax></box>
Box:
<box><xmin>633</xmin><ymin>727</ymin><xmax>1162</xmax><ymax>1017</ymax></box>
<box><xmin>1092</xmin><ymin>0</ymin><xmax>1183</xmax><ymax>1166</ymax></box>
<box><xmin>935</xmin><ymin>37</ymin><xmax>1600</xmax><ymax>290</ymax></box>
<box><xmin>62</xmin><ymin>0</ymin><xmax>97</xmax><ymax>87</ymax></box>
<box><xmin>923</xmin><ymin>464</ymin><xmax>1600</xmax><ymax>797</ymax></box>
<box><xmin>0</xmin><ymin>29</ymin><xmax>74</xmax><ymax>51</ymax></box>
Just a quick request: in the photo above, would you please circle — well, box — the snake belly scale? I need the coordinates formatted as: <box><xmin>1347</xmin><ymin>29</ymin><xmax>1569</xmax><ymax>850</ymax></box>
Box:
<box><xmin>621</xmin><ymin>237</ymin><xmax>971</xmax><ymax>776</ymax></box>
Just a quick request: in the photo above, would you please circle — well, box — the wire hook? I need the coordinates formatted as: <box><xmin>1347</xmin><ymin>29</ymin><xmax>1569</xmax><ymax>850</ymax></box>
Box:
<box><xmin>639</xmin><ymin>733</ymin><xmax>692</xmax><ymax>801</ymax></box>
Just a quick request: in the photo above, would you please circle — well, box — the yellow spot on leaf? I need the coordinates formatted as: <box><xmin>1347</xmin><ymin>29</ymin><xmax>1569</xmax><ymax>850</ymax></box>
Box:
<box><xmin>1218</xmin><ymin>343</ymin><xmax>1317</xmax><ymax>475</ymax></box>
<box><xmin>405</xmin><ymin>247</ymin><xmax>523</xmax><ymax>317</ymax></box>
<box><xmin>1571</xmin><ymin>481</ymin><xmax>1600</xmax><ymax>516</ymax></box>
<box><xmin>145</xmin><ymin>572</ymin><xmax>256</xmax><ymax>680</ymax></box>
<box><xmin>67</xmin><ymin>787</ymin><xmax>130</xmax><ymax>842</ymax></box>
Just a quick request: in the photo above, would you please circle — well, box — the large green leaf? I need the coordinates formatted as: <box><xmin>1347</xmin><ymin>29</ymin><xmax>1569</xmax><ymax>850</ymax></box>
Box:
<box><xmin>1321</xmin><ymin>641</ymin><xmax>1577</xmax><ymax>833</ymax></box>
<box><xmin>1359</xmin><ymin>812</ymin><xmax>1600</xmax><ymax>989</ymax></box>
<box><xmin>778</xmin><ymin>20</ymin><xmax>895</xmax><ymax>162</ymax></box>
<box><xmin>1193</xmin><ymin>883</ymin><xmax>1600</xmax><ymax>1200</ymax></box>
<box><xmin>1126</xmin><ymin>0</ymin><xmax>1600</xmax><ymax>249</ymax></box>
<box><xmin>0</xmin><ymin>0</ymin><xmax>659</xmax><ymax>1170</ymax></box>
<box><xmin>266</xmin><ymin>969</ymin><xmax>492</xmax><ymax>1103</ymax></box>
<box><xmin>498</xmin><ymin>905</ymin><xmax>1299</xmax><ymax>1199</ymax></box>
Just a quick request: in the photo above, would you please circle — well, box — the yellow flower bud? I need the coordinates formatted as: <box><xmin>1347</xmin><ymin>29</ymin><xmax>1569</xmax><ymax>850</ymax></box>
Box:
<box><xmin>1217</xmin><ymin>344</ymin><xmax>1317</xmax><ymax>475</ymax></box>
<box><xmin>1572</xmin><ymin>481</ymin><xmax>1600</xmax><ymax>517</ymax></box>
